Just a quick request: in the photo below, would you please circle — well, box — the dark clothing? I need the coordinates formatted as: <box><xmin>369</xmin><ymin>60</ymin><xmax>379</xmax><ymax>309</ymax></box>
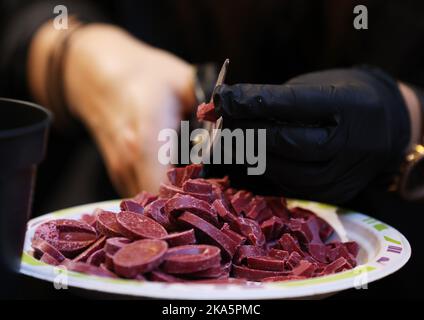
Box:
<box><xmin>3</xmin><ymin>0</ymin><xmax>424</xmax><ymax>96</ymax></box>
<box><xmin>0</xmin><ymin>0</ymin><xmax>423</xmax><ymax>299</ymax></box>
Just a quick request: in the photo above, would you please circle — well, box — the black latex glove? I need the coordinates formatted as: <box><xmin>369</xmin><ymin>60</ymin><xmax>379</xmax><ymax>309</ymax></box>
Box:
<box><xmin>213</xmin><ymin>67</ymin><xmax>411</xmax><ymax>204</ymax></box>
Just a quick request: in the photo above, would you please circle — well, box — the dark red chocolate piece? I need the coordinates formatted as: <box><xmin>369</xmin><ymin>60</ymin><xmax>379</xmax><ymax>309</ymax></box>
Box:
<box><xmin>212</xmin><ymin>199</ymin><xmax>238</xmax><ymax>225</ymax></box>
<box><xmin>220</xmin><ymin>223</ymin><xmax>246</xmax><ymax>247</ymax></box>
<box><xmin>80</xmin><ymin>214</ymin><xmax>97</xmax><ymax>227</ymax></box>
<box><xmin>33</xmin><ymin>220</ymin><xmax>97</xmax><ymax>257</ymax></box>
<box><xmin>96</xmin><ymin>210</ymin><xmax>124</xmax><ymax>237</ymax></box>
<box><xmin>63</xmin><ymin>261</ymin><xmax>117</xmax><ymax>278</ymax></box>
<box><xmin>144</xmin><ymin>199</ymin><xmax>171</xmax><ymax>230</ymax></box>
<box><xmin>165</xmin><ymin>194</ymin><xmax>218</xmax><ymax>226</ymax></box>
<box><xmin>261</xmin><ymin>216</ymin><xmax>285</xmax><ymax>241</ymax></box>
<box><xmin>268</xmin><ymin>249</ymin><xmax>289</xmax><ymax>260</ymax></box>
<box><xmin>184</xmin><ymin>263</ymin><xmax>228</xmax><ymax>279</ymax></box>
<box><xmin>149</xmin><ymin>270</ymin><xmax>185</xmax><ymax>283</ymax></box>
<box><xmin>54</xmin><ymin>219</ymin><xmax>97</xmax><ymax>235</ymax></box>
<box><xmin>87</xmin><ymin>249</ymin><xmax>106</xmax><ymax>266</ymax></box>
<box><xmin>322</xmin><ymin>257</ymin><xmax>352</xmax><ymax>275</ymax></box>
<box><xmin>233</xmin><ymin>217</ymin><xmax>266</xmax><ymax>247</ymax></box>
<box><xmin>167</xmin><ymin>164</ymin><xmax>202</xmax><ymax>187</ymax></box>
<box><xmin>265</xmin><ymin>197</ymin><xmax>290</xmax><ymax>222</ymax></box>
<box><xmin>230</xmin><ymin>190</ymin><xmax>253</xmax><ymax>215</ymax></box>
<box><xmin>291</xmin><ymin>260</ymin><xmax>316</xmax><ymax>277</ymax></box>
<box><xmin>32</xmin><ymin>238</ymin><xmax>66</xmax><ymax>263</ymax></box>
<box><xmin>278</xmin><ymin>234</ymin><xmax>304</xmax><ymax>256</ymax></box>
<box><xmin>178</xmin><ymin>212</ymin><xmax>238</xmax><ymax>259</ymax></box>
<box><xmin>159</xmin><ymin>183</ymin><xmax>183</xmax><ymax>198</ymax></box>
<box><xmin>133</xmin><ymin>191</ymin><xmax>158</xmax><ymax>206</ymax></box>
<box><xmin>245</xmin><ymin>196</ymin><xmax>267</xmax><ymax>220</ymax></box>
<box><xmin>73</xmin><ymin>236</ymin><xmax>107</xmax><ymax>263</ymax></box>
<box><xmin>162</xmin><ymin>244</ymin><xmax>221</xmax><ymax>274</ymax></box>
<box><xmin>40</xmin><ymin>253</ymin><xmax>62</xmax><ymax>266</ymax></box>
<box><xmin>286</xmin><ymin>251</ymin><xmax>302</xmax><ymax>270</ymax></box>
<box><xmin>196</xmin><ymin>102</ymin><xmax>218</xmax><ymax>122</ymax></box>
<box><xmin>117</xmin><ymin>211</ymin><xmax>168</xmax><ymax>240</ymax></box>
<box><xmin>104</xmin><ymin>237</ymin><xmax>132</xmax><ymax>255</ymax></box>
<box><xmin>113</xmin><ymin>239</ymin><xmax>168</xmax><ymax>278</ymax></box>
<box><xmin>161</xmin><ymin>229</ymin><xmax>196</xmax><ymax>247</ymax></box>
<box><xmin>183</xmin><ymin>179</ymin><xmax>213</xmax><ymax>194</ymax></box>
<box><xmin>232</xmin><ymin>264</ymin><xmax>287</xmax><ymax>281</ymax></box>
<box><xmin>247</xmin><ymin>256</ymin><xmax>286</xmax><ymax>271</ymax></box>
<box><xmin>233</xmin><ymin>245</ymin><xmax>267</xmax><ymax>265</ymax></box>
<box><xmin>120</xmin><ymin>200</ymin><xmax>144</xmax><ymax>214</ymax></box>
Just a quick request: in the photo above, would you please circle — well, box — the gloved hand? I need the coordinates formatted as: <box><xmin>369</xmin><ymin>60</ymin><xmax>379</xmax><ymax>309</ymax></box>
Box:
<box><xmin>213</xmin><ymin>67</ymin><xmax>411</xmax><ymax>204</ymax></box>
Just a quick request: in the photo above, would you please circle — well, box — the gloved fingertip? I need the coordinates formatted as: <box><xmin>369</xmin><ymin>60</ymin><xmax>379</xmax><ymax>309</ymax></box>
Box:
<box><xmin>213</xmin><ymin>84</ymin><xmax>230</xmax><ymax>100</ymax></box>
<box><xmin>213</xmin><ymin>84</ymin><xmax>230</xmax><ymax>115</ymax></box>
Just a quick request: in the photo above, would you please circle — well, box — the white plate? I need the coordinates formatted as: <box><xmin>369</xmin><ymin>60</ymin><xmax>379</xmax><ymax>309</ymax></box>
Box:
<box><xmin>20</xmin><ymin>200</ymin><xmax>411</xmax><ymax>300</ymax></box>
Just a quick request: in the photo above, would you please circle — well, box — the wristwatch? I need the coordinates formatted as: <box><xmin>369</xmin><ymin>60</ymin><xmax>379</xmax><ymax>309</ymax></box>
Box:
<box><xmin>396</xmin><ymin>85</ymin><xmax>424</xmax><ymax>201</ymax></box>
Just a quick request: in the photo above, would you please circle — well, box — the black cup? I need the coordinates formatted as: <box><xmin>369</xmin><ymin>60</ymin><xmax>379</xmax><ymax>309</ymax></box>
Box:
<box><xmin>0</xmin><ymin>98</ymin><xmax>51</xmax><ymax>298</ymax></box>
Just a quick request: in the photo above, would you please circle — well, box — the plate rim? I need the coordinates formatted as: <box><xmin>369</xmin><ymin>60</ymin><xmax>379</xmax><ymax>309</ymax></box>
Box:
<box><xmin>20</xmin><ymin>199</ymin><xmax>411</xmax><ymax>300</ymax></box>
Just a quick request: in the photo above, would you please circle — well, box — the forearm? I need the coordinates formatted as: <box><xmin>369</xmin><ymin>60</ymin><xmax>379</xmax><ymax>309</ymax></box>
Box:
<box><xmin>28</xmin><ymin>19</ymin><xmax>63</xmax><ymax>108</ymax></box>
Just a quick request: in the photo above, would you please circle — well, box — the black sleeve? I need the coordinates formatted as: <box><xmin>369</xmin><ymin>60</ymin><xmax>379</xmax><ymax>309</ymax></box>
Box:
<box><xmin>0</xmin><ymin>0</ymin><xmax>111</xmax><ymax>100</ymax></box>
